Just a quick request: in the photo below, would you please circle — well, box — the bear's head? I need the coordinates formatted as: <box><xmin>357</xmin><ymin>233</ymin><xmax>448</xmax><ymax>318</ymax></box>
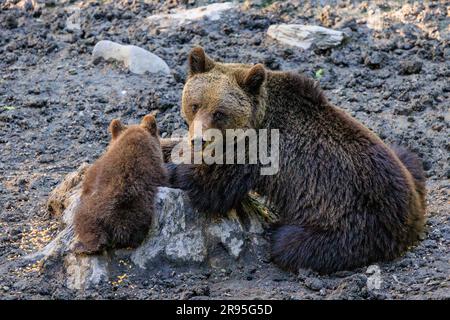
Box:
<box><xmin>108</xmin><ymin>114</ymin><xmax>158</xmax><ymax>142</ymax></box>
<box><xmin>182</xmin><ymin>47</ymin><xmax>267</xmax><ymax>146</ymax></box>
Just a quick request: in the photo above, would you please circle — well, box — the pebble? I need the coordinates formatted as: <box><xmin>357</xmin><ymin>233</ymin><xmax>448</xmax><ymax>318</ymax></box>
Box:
<box><xmin>24</xmin><ymin>98</ymin><xmax>48</xmax><ymax>109</ymax></box>
<box><xmin>304</xmin><ymin>278</ymin><xmax>324</xmax><ymax>291</ymax></box>
<box><xmin>398</xmin><ymin>60</ymin><xmax>423</xmax><ymax>75</ymax></box>
<box><xmin>363</xmin><ymin>52</ymin><xmax>384</xmax><ymax>69</ymax></box>
<box><xmin>4</xmin><ymin>15</ymin><xmax>18</xmax><ymax>29</ymax></box>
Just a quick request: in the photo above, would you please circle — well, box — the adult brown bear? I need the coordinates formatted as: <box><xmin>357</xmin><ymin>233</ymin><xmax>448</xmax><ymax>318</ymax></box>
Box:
<box><xmin>164</xmin><ymin>47</ymin><xmax>426</xmax><ymax>273</ymax></box>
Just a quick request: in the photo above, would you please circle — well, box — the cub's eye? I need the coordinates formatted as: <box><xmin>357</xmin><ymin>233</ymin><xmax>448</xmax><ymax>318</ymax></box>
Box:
<box><xmin>213</xmin><ymin>111</ymin><xmax>227</xmax><ymax>122</ymax></box>
<box><xmin>191</xmin><ymin>104</ymin><xmax>200</xmax><ymax>113</ymax></box>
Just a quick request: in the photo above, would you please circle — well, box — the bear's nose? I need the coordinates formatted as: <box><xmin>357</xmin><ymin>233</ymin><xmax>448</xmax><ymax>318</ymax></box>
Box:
<box><xmin>191</xmin><ymin>137</ymin><xmax>206</xmax><ymax>149</ymax></box>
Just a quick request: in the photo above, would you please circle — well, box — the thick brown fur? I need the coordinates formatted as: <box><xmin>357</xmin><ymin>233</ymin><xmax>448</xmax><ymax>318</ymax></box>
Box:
<box><xmin>164</xmin><ymin>47</ymin><xmax>427</xmax><ymax>274</ymax></box>
<box><xmin>73</xmin><ymin>114</ymin><xmax>166</xmax><ymax>254</ymax></box>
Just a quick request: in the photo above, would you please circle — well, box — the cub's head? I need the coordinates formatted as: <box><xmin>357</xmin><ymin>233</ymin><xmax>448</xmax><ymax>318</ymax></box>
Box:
<box><xmin>108</xmin><ymin>114</ymin><xmax>159</xmax><ymax>142</ymax></box>
<box><xmin>182</xmin><ymin>47</ymin><xmax>267</xmax><ymax>146</ymax></box>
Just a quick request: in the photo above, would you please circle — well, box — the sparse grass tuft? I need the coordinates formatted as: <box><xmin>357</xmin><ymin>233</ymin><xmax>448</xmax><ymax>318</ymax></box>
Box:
<box><xmin>315</xmin><ymin>68</ymin><xmax>324</xmax><ymax>80</ymax></box>
<box><xmin>1</xmin><ymin>105</ymin><xmax>16</xmax><ymax>111</ymax></box>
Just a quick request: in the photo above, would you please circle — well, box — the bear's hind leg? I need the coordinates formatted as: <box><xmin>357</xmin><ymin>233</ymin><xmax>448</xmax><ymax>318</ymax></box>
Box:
<box><xmin>271</xmin><ymin>224</ymin><xmax>371</xmax><ymax>274</ymax></box>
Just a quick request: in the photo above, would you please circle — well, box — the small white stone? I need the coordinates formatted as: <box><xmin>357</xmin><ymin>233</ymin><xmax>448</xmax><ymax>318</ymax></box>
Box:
<box><xmin>66</xmin><ymin>7</ymin><xmax>81</xmax><ymax>32</ymax></box>
<box><xmin>146</xmin><ymin>2</ymin><xmax>238</xmax><ymax>28</ymax></box>
<box><xmin>92</xmin><ymin>40</ymin><xmax>170</xmax><ymax>75</ymax></box>
<box><xmin>367</xmin><ymin>6</ymin><xmax>386</xmax><ymax>31</ymax></box>
<box><xmin>267</xmin><ymin>24</ymin><xmax>345</xmax><ymax>50</ymax></box>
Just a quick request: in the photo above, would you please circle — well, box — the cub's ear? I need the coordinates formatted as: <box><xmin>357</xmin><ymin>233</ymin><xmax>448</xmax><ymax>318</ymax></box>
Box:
<box><xmin>188</xmin><ymin>46</ymin><xmax>215</xmax><ymax>76</ymax></box>
<box><xmin>141</xmin><ymin>114</ymin><xmax>158</xmax><ymax>136</ymax></box>
<box><xmin>240</xmin><ymin>64</ymin><xmax>266</xmax><ymax>94</ymax></box>
<box><xmin>109</xmin><ymin>119</ymin><xmax>124</xmax><ymax>139</ymax></box>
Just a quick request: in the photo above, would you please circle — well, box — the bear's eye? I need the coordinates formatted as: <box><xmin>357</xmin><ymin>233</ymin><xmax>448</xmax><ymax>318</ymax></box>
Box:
<box><xmin>213</xmin><ymin>111</ymin><xmax>227</xmax><ymax>122</ymax></box>
<box><xmin>191</xmin><ymin>104</ymin><xmax>200</xmax><ymax>113</ymax></box>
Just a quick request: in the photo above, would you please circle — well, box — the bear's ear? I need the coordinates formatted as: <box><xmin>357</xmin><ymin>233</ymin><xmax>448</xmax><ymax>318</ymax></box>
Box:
<box><xmin>141</xmin><ymin>114</ymin><xmax>158</xmax><ymax>136</ymax></box>
<box><xmin>109</xmin><ymin>119</ymin><xmax>124</xmax><ymax>140</ymax></box>
<box><xmin>240</xmin><ymin>64</ymin><xmax>266</xmax><ymax>94</ymax></box>
<box><xmin>188</xmin><ymin>46</ymin><xmax>215</xmax><ymax>76</ymax></box>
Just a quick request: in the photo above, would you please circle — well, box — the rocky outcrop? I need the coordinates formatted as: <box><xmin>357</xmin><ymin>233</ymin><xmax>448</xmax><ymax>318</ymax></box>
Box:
<box><xmin>21</xmin><ymin>165</ymin><xmax>272</xmax><ymax>290</ymax></box>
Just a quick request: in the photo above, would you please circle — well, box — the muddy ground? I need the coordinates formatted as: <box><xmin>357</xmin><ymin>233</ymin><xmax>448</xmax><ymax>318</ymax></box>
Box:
<box><xmin>0</xmin><ymin>0</ymin><xmax>449</xmax><ymax>299</ymax></box>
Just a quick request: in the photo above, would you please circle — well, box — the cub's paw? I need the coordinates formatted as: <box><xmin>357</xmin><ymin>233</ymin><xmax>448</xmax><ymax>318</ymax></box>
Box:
<box><xmin>72</xmin><ymin>241</ymin><xmax>102</xmax><ymax>255</ymax></box>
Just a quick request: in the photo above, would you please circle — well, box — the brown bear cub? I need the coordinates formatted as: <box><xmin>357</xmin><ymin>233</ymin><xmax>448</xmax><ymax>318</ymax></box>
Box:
<box><xmin>165</xmin><ymin>47</ymin><xmax>426</xmax><ymax>273</ymax></box>
<box><xmin>74</xmin><ymin>114</ymin><xmax>166</xmax><ymax>254</ymax></box>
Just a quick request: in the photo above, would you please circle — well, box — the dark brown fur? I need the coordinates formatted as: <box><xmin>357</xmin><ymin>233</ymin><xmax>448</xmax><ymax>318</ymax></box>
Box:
<box><xmin>74</xmin><ymin>114</ymin><xmax>166</xmax><ymax>254</ymax></box>
<box><xmin>164</xmin><ymin>47</ymin><xmax>426</xmax><ymax>273</ymax></box>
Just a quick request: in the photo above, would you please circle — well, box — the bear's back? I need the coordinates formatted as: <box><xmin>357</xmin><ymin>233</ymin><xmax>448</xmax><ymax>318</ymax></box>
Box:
<box><xmin>82</xmin><ymin>126</ymin><xmax>163</xmax><ymax>203</ymax></box>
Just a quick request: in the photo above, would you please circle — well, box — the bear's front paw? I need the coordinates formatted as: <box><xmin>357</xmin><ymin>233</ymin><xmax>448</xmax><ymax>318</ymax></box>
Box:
<box><xmin>164</xmin><ymin>162</ymin><xmax>179</xmax><ymax>188</ymax></box>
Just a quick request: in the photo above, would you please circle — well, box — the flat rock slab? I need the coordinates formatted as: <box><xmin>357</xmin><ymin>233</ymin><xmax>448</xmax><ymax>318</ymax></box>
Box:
<box><xmin>267</xmin><ymin>24</ymin><xmax>345</xmax><ymax>50</ymax></box>
<box><xmin>92</xmin><ymin>40</ymin><xmax>171</xmax><ymax>75</ymax></box>
<box><xmin>146</xmin><ymin>2</ymin><xmax>238</xmax><ymax>29</ymax></box>
<box><xmin>20</xmin><ymin>164</ymin><xmax>271</xmax><ymax>290</ymax></box>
